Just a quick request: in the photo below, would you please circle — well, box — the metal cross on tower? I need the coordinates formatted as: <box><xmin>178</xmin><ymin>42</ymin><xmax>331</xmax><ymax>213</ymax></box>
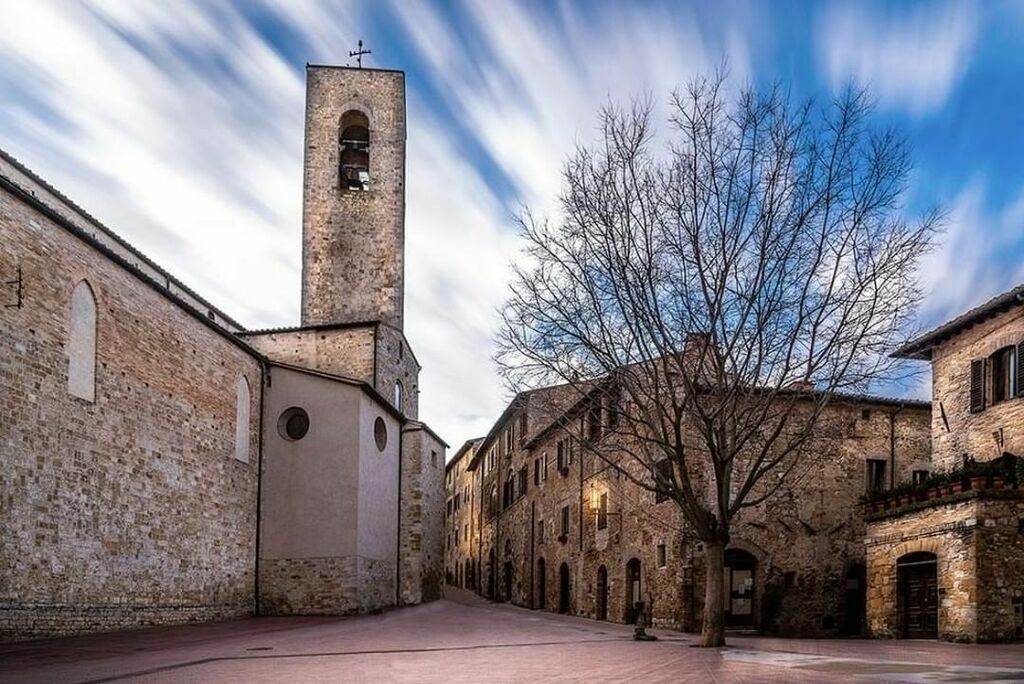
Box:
<box><xmin>349</xmin><ymin>40</ymin><xmax>371</xmax><ymax>69</ymax></box>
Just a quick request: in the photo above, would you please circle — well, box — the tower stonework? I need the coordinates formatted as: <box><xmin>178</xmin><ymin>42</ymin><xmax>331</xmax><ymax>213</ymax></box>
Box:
<box><xmin>301</xmin><ymin>66</ymin><xmax>406</xmax><ymax>329</ymax></box>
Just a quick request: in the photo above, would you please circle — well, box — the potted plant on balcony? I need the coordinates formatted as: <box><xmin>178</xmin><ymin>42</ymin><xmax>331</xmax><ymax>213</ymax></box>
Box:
<box><xmin>925</xmin><ymin>472</ymin><xmax>947</xmax><ymax>500</ymax></box>
<box><xmin>964</xmin><ymin>458</ymin><xmax>989</xmax><ymax>491</ymax></box>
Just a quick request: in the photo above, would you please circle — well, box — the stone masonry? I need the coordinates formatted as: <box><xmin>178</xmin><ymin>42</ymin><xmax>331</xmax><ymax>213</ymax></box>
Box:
<box><xmin>0</xmin><ymin>153</ymin><xmax>261</xmax><ymax>640</ymax></box>
<box><xmin>454</xmin><ymin>384</ymin><xmax>931</xmax><ymax>638</ymax></box>
<box><xmin>301</xmin><ymin>66</ymin><xmax>406</xmax><ymax>330</ymax></box>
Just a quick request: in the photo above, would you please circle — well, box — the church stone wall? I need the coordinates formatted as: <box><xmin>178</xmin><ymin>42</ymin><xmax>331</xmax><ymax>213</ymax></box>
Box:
<box><xmin>301</xmin><ymin>66</ymin><xmax>406</xmax><ymax>329</ymax></box>
<box><xmin>0</xmin><ymin>184</ymin><xmax>261</xmax><ymax>640</ymax></box>
<box><xmin>376</xmin><ymin>323</ymin><xmax>421</xmax><ymax>420</ymax></box>
<box><xmin>398</xmin><ymin>425</ymin><xmax>446</xmax><ymax>604</ymax></box>
<box><xmin>243</xmin><ymin>325</ymin><xmax>376</xmax><ymax>385</ymax></box>
<box><xmin>258</xmin><ymin>367</ymin><xmax>401</xmax><ymax>616</ymax></box>
<box><xmin>930</xmin><ymin>306</ymin><xmax>1024</xmax><ymax>471</ymax></box>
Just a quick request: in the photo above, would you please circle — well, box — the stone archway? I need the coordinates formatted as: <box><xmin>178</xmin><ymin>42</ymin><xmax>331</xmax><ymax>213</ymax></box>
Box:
<box><xmin>536</xmin><ymin>558</ymin><xmax>547</xmax><ymax>610</ymax></box>
<box><xmin>558</xmin><ymin>562</ymin><xmax>571</xmax><ymax>614</ymax></box>
<box><xmin>724</xmin><ymin>548</ymin><xmax>757</xmax><ymax>627</ymax></box>
<box><xmin>624</xmin><ymin>558</ymin><xmax>642</xmax><ymax>623</ymax></box>
<box><xmin>843</xmin><ymin>564</ymin><xmax>866</xmax><ymax>636</ymax></box>
<box><xmin>596</xmin><ymin>565</ymin><xmax>608</xmax><ymax>621</ymax></box>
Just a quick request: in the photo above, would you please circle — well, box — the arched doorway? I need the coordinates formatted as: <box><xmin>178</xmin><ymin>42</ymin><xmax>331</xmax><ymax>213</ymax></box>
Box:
<box><xmin>596</xmin><ymin>565</ymin><xmax>608</xmax><ymax>621</ymax></box>
<box><xmin>844</xmin><ymin>564</ymin><xmax>866</xmax><ymax>636</ymax></box>
<box><xmin>724</xmin><ymin>549</ymin><xmax>757</xmax><ymax>627</ymax></box>
<box><xmin>624</xmin><ymin>558</ymin><xmax>642</xmax><ymax>623</ymax></box>
<box><xmin>504</xmin><ymin>539</ymin><xmax>514</xmax><ymax>602</ymax></box>
<box><xmin>536</xmin><ymin>558</ymin><xmax>547</xmax><ymax>609</ymax></box>
<box><xmin>898</xmin><ymin>552</ymin><xmax>938</xmax><ymax>638</ymax></box>
<box><xmin>558</xmin><ymin>562</ymin><xmax>571</xmax><ymax>613</ymax></box>
<box><xmin>487</xmin><ymin>548</ymin><xmax>496</xmax><ymax>599</ymax></box>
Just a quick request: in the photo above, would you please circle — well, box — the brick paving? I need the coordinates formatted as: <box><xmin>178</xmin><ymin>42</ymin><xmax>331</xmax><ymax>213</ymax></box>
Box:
<box><xmin>1</xmin><ymin>589</ymin><xmax>1023</xmax><ymax>683</ymax></box>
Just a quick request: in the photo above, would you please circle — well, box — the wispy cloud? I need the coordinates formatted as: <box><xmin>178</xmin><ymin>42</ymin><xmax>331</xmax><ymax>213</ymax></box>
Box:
<box><xmin>816</xmin><ymin>1</ymin><xmax>977</xmax><ymax>116</ymax></box>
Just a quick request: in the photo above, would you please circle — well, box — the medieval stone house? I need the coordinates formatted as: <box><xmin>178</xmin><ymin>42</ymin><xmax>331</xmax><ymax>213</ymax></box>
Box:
<box><xmin>448</xmin><ymin>384</ymin><xmax>930</xmax><ymax>637</ymax></box>
<box><xmin>450</xmin><ymin>286</ymin><xmax>1024</xmax><ymax>642</ymax></box>
<box><xmin>867</xmin><ymin>283</ymin><xmax>1024</xmax><ymax>642</ymax></box>
<box><xmin>0</xmin><ymin>65</ymin><xmax>446</xmax><ymax>641</ymax></box>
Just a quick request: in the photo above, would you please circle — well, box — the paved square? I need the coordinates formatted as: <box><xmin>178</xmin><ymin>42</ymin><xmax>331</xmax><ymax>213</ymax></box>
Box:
<box><xmin>2</xmin><ymin>591</ymin><xmax>1023</xmax><ymax>683</ymax></box>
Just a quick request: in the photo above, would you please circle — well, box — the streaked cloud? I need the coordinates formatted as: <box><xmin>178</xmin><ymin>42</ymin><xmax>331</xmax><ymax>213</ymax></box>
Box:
<box><xmin>816</xmin><ymin>1</ymin><xmax>977</xmax><ymax>116</ymax></box>
<box><xmin>1</xmin><ymin>1</ymin><xmax>1022</xmax><ymax>445</ymax></box>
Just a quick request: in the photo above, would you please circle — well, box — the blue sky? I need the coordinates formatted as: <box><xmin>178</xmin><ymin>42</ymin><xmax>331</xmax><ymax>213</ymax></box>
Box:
<box><xmin>2</xmin><ymin>1</ymin><xmax>1023</xmax><ymax>445</ymax></box>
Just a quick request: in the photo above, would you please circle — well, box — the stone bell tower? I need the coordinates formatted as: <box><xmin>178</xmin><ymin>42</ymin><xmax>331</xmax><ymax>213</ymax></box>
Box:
<box><xmin>300</xmin><ymin>65</ymin><xmax>406</xmax><ymax>330</ymax></box>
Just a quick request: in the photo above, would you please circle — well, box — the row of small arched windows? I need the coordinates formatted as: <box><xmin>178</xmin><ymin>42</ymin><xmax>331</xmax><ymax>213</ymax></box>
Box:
<box><xmin>66</xmin><ymin>279</ymin><xmax>253</xmax><ymax>464</ymax></box>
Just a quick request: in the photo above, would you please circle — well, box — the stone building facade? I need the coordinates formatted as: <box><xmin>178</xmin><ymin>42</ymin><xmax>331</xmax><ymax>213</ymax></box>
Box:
<box><xmin>0</xmin><ymin>64</ymin><xmax>445</xmax><ymax>641</ymax></box>
<box><xmin>451</xmin><ymin>380</ymin><xmax>931</xmax><ymax>638</ymax></box>
<box><xmin>865</xmin><ymin>284</ymin><xmax>1024</xmax><ymax>642</ymax></box>
<box><xmin>444</xmin><ymin>439</ymin><xmax>483</xmax><ymax>588</ymax></box>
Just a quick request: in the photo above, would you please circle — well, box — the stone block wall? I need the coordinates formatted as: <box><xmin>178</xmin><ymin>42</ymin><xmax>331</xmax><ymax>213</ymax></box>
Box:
<box><xmin>259</xmin><ymin>556</ymin><xmax>393</xmax><ymax>616</ymax></box>
<box><xmin>398</xmin><ymin>425</ymin><xmax>446</xmax><ymax>604</ymax></box>
<box><xmin>376</xmin><ymin>323</ymin><xmax>421</xmax><ymax>420</ymax></box>
<box><xmin>459</xmin><ymin>390</ymin><xmax>932</xmax><ymax>637</ymax></box>
<box><xmin>0</xmin><ymin>181</ymin><xmax>260</xmax><ymax>641</ymax></box>
<box><xmin>242</xmin><ymin>325</ymin><xmax>376</xmax><ymax>385</ymax></box>
<box><xmin>864</xmin><ymin>493</ymin><xmax>1024</xmax><ymax>642</ymax></box>
<box><xmin>930</xmin><ymin>306</ymin><xmax>1024</xmax><ymax>470</ymax></box>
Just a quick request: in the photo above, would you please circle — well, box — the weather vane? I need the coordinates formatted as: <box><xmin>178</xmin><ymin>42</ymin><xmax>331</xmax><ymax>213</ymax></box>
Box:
<box><xmin>349</xmin><ymin>39</ymin><xmax>371</xmax><ymax>69</ymax></box>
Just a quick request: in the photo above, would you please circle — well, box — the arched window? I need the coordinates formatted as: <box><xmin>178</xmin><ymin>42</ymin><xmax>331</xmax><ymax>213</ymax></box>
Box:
<box><xmin>67</xmin><ymin>280</ymin><xmax>97</xmax><ymax>402</ymax></box>
<box><xmin>394</xmin><ymin>380</ymin><xmax>404</xmax><ymax>412</ymax></box>
<box><xmin>339</xmin><ymin>109</ymin><xmax>370</xmax><ymax>191</ymax></box>
<box><xmin>234</xmin><ymin>375</ymin><xmax>251</xmax><ymax>463</ymax></box>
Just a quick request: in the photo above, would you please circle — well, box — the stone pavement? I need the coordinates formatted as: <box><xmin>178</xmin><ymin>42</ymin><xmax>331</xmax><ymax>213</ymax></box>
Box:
<box><xmin>1</xmin><ymin>589</ymin><xmax>1023</xmax><ymax>683</ymax></box>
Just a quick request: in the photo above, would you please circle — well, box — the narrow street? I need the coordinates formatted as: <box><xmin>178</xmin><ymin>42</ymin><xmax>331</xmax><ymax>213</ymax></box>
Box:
<box><xmin>2</xmin><ymin>589</ymin><xmax>1023</xmax><ymax>683</ymax></box>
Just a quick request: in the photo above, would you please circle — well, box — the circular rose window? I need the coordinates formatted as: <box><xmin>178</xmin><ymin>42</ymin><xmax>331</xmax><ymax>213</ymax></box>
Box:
<box><xmin>278</xmin><ymin>407</ymin><xmax>310</xmax><ymax>441</ymax></box>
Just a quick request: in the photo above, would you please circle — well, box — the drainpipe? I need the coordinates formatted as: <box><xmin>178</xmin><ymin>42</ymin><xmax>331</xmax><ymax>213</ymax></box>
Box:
<box><xmin>254</xmin><ymin>359</ymin><xmax>268</xmax><ymax>616</ymax></box>
<box><xmin>395</xmin><ymin>424</ymin><xmax>404</xmax><ymax>606</ymax></box>
<box><xmin>530</xmin><ymin>499</ymin><xmax>536</xmax><ymax>609</ymax></box>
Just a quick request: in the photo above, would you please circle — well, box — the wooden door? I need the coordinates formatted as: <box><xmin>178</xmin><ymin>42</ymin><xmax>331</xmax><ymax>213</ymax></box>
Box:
<box><xmin>900</xmin><ymin>559</ymin><xmax>938</xmax><ymax>638</ymax></box>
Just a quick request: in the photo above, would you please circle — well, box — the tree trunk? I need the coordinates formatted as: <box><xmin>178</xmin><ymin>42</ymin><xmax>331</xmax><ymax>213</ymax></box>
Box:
<box><xmin>700</xmin><ymin>540</ymin><xmax>726</xmax><ymax>647</ymax></box>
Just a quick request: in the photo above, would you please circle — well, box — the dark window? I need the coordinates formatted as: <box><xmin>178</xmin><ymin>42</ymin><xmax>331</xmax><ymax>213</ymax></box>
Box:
<box><xmin>519</xmin><ymin>411</ymin><xmax>528</xmax><ymax>440</ymax></box>
<box><xmin>537</xmin><ymin>520</ymin><xmax>545</xmax><ymax>544</ymax></box>
<box><xmin>587</xmin><ymin>402</ymin><xmax>602</xmax><ymax>441</ymax></box>
<box><xmin>518</xmin><ymin>467</ymin><xmax>528</xmax><ymax>498</ymax></box>
<box><xmin>912</xmin><ymin>469</ymin><xmax>930</xmax><ymax>485</ymax></box>
<box><xmin>557</xmin><ymin>440</ymin><xmax>573</xmax><ymax>473</ymax></box>
<box><xmin>278</xmin><ymin>407</ymin><xmax>310</xmax><ymax>441</ymax></box>
<box><xmin>560</xmin><ymin>505</ymin><xmax>570</xmax><ymax>537</ymax></box>
<box><xmin>503</xmin><ymin>471</ymin><xmax>515</xmax><ymax>509</ymax></box>
<box><xmin>991</xmin><ymin>346</ymin><xmax>1017</xmax><ymax>405</ymax></box>
<box><xmin>657</xmin><ymin>544</ymin><xmax>667</xmax><ymax>568</ymax></box>
<box><xmin>534</xmin><ymin>458</ymin><xmax>540</xmax><ymax>485</ymax></box>
<box><xmin>861</xmin><ymin>408</ymin><xmax>871</xmax><ymax>420</ymax></box>
<box><xmin>607</xmin><ymin>387</ymin><xmax>622</xmax><ymax>430</ymax></box>
<box><xmin>597</xmin><ymin>492</ymin><xmax>608</xmax><ymax>530</ymax></box>
<box><xmin>374</xmin><ymin>416</ymin><xmax>388</xmax><ymax>451</ymax></box>
<box><xmin>655</xmin><ymin>459</ymin><xmax>673</xmax><ymax>503</ymax></box>
<box><xmin>866</xmin><ymin>459</ymin><xmax>887</xmax><ymax>493</ymax></box>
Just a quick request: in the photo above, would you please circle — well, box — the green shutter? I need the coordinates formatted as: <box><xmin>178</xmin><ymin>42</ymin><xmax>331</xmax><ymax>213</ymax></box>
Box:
<box><xmin>970</xmin><ymin>359</ymin><xmax>985</xmax><ymax>413</ymax></box>
<box><xmin>1016</xmin><ymin>341</ymin><xmax>1024</xmax><ymax>397</ymax></box>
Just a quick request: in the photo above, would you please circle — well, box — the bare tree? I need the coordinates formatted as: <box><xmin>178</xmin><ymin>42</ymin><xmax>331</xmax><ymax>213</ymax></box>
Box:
<box><xmin>495</xmin><ymin>73</ymin><xmax>941</xmax><ymax>647</ymax></box>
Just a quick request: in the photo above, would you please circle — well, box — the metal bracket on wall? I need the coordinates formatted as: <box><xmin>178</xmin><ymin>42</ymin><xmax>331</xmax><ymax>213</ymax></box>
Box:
<box><xmin>4</xmin><ymin>265</ymin><xmax>22</xmax><ymax>309</ymax></box>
